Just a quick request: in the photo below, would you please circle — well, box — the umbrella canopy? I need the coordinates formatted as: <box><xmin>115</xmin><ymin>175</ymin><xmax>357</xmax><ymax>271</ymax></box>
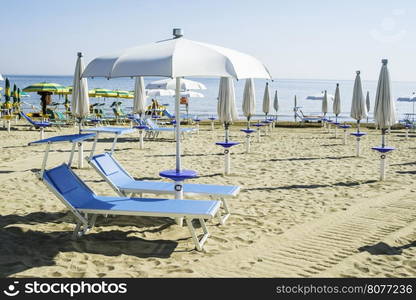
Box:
<box><xmin>397</xmin><ymin>93</ymin><xmax>416</xmax><ymax>102</ymax></box>
<box><xmin>242</xmin><ymin>78</ymin><xmax>256</xmax><ymax>119</ymax></box>
<box><xmin>133</xmin><ymin>76</ymin><xmax>146</xmax><ymax>115</ymax></box>
<box><xmin>333</xmin><ymin>83</ymin><xmax>341</xmax><ymax>116</ymax></box>
<box><xmin>374</xmin><ymin>59</ymin><xmax>396</xmax><ymax>129</ymax></box>
<box><xmin>306</xmin><ymin>92</ymin><xmax>334</xmax><ymax>101</ymax></box>
<box><xmin>82</xmin><ymin>30</ymin><xmax>271</xmax><ymax>175</ymax></box>
<box><xmin>146</xmin><ymin>78</ymin><xmax>207</xmax><ymax>90</ymax></box>
<box><xmin>55</xmin><ymin>86</ymin><xmax>72</xmax><ymax>95</ymax></box>
<box><xmin>350</xmin><ymin>71</ymin><xmax>368</xmax><ymax>121</ymax></box>
<box><xmin>146</xmin><ymin>89</ymin><xmax>175</xmax><ymax>97</ymax></box>
<box><xmin>322</xmin><ymin>90</ymin><xmax>328</xmax><ymax>115</ymax></box>
<box><xmin>273</xmin><ymin>90</ymin><xmax>279</xmax><ymax>112</ymax></box>
<box><xmin>71</xmin><ymin>52</ymin><xmax>90</xmax><ymax>119</ymax></box>
<box><xmin>22</xmin><ymin>82</ymin><xmax>65</xmax><ymax>93</ymax></box>
<box><xmin>366</xmin><ymin>91</ymin><xmax>371</xmax><ymax>113</ymax></box>
<box><xmin>115</xmin><ymin>90</ymin><xmax>130</xmax><ymax>98</ymax></box>
<box><xmin>12</xmin><ymin>84</ymin><xmax>18</xmax><ymax>103</ymax></box>
<box><xmin>83</xmin><ymin>37</ymin><xmax>271</xmax><ymax>80</ymax></box>
<box><xmin>20</xmin><ymin>91</ymin><xmax>30</xmax><ymax>97</ymax></box>
<box><xmin>89</xmin><ymin>88</ymin><xmax>117</xmax><ymax>98</ymax></box>
<box><xmin>217</xmin><ymin>77</ymin><xmax>238</xmax><ymax>124</ymax></box>
<box><xmin>262</xmin><ymin>82</ymin><xmax>270</xmax><ymax>115</ymax></box>
<box><xmin>179</xmin><ymin>91</ymin><xmax>204</xmax><ymax>98</ymax></box>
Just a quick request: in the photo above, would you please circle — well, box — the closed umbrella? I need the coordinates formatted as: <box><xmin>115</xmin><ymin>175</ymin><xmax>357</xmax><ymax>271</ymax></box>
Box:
<box><xmin>322</xmin><ymin>90</ymin><xmax>329</xmax><ymax>129</ymax></box>
<box><xmin>133</xmin><ymin>76</ymin><xmax>146</xmax><ymax>149</ymax></box>
<box><xmin>373</xmin><ymin>59</ymin><xmax>396</xmax><ymax>180</ymax></box>
<box><xmin>366</xmin><ymin>91</ymin><xmax>371</xmax><ymax>124</ymax></box>
<box><xmin>294</xmin><ymin>95</ymin><xmax>297</xmax><ymax>122</ymax></box>
<box><xmin>0</xmin><ymin>74</ymin><xmax>3</xmax><ymax>81</ymax></box>
<box><xmin>333</xmin><ymin>83</ymin><xmax>341</xmax><ymax>138</ymax></box>
<box><xmin>2</xmin><ymin>78</ymin><xmax>12</xmax><ymax>132</ymax></box>
<box><xmin>273</xmin><ymin>90</ymin><xmax>279</xmax><ymax>119</ymax></box>
<box><xmin>242</xmin><ymin>78</ymin><xmax>256</xmax><ymax>153</ymax></box>
<box><xmin>262</xmin><ymin>83</ymin><xmax>271</xmax><ymax>135</ymax></box>
<box><xmin>350</xmin><ymin>70</ymin><xmax>368</xmax><ymax>157</ymax></box>
<box><xmin>217</xmin><ymin>77</ymin><xmax>238</xmax><ymax>175</ymax></box>
<box><xmin>71</xmin><ymin>52</ymin><xmax>90</xmax><ymax>168</ymax></box>
<box><xmin>82</xmin><ymin>29</ymin><xmax>271</xmax><ymax>200</ymax></box>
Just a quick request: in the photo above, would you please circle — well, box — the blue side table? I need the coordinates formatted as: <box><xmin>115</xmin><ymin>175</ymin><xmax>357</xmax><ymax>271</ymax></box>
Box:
<box><xmin>339</xmin><ymin>124</ymin><xmax>351</xmax><ymax>145</ymax></box>
<box><xmin>351</xmin><ymin>131</ymin><xmax>367</xmax><ymax>157</ymax></box>
<box><xmin>252</xmin><ymin>123</ymin><xmax>265</xmax><ymax>142</ymax></box>
<box><xmin>216</xmin><ymin>142</ymin><xmax>240</xmax><ymax>175</ymax></box>
<box><xmin>240</xmin><ymin>129</ymin><xmax>255</xmax><ymax>154</ymax></box>
<box><xmin>371</xmin><ymin>146</ymin><xmax>395</xmax><ymax>181</ymax></box>
<box><xmin>159</xmin><ymin>169</ymin><xmax>198</xmax><ymax>199</ymax></box>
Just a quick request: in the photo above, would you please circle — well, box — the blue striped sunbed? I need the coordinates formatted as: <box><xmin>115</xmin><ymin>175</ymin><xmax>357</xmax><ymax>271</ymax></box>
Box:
<box><xmin>43</xmin><ymin>163</ymin><xmax>220</xmax><ymax>251</ymax></box>
<box><xmin>88</xmin><ymin>152</ymin><xmax>239</xmax><ymax>224</ymax></box>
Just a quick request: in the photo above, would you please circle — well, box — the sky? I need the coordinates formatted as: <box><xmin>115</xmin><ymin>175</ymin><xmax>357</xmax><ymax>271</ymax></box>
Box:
<box><xmin>1</xmin><ymin>0</ymin><xmax>416</xmax><ymax>81</ymax></box>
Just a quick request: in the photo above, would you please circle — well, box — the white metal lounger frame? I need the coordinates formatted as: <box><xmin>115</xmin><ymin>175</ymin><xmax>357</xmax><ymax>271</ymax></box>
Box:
<box><xmin>87</xmin><ymin>153</ymin><xmax>235</xmax><ymax>225</ymax></box>
<box><xmin>42</xmin><ymin>167</ymin><xmax>216</xmax><ymax>251</ymax></box>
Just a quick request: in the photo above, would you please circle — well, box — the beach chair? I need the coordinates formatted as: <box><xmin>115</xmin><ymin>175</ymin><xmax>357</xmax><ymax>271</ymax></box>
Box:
<box><xmin>144</xmin><ymin>118</ymin><xmax>196</xmax><ymax>140</ymax></box>
<box><xmin>42</xmin><ymin>163</ymin><xmax>220</xmax><ymax>251</ymax></box>
<box><xmin>296</xmin><ymin>110</ymin><xmax>323</xmax><ymax>123</ymax></box>
<box><xmin>20</xmin><ymin>112</ymin><xmax>52</xmax><ymax>139</ymax></box>
<box><xmin>88</xmin><ymin>152</ymin><xmax>239</xmax><ymax>224</ymax></box>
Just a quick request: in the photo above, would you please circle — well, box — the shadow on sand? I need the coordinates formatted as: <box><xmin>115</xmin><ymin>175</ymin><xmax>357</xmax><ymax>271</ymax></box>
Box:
<box><xmin>0</xmin><ymin>211</ymin><xmax>178</xmax><ymax>277</ymax></box>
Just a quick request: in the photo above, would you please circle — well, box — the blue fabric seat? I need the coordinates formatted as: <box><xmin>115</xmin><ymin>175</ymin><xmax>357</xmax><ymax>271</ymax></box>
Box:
<box><xmin>42</xmin><ymin>164</ymin><xmax>220</xmax><ymax>251</ymax></box>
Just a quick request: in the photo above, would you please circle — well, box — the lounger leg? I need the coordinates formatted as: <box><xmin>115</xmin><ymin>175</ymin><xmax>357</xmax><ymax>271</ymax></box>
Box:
<box><xmin>186</xmin><ymin>218</ymin><xmax>210</xmax><ymax>251</ymax></box>
<box><xmin>219</xmin><ymin>198</ymin><xmax>231</xmax><ymax>225</ymax></box>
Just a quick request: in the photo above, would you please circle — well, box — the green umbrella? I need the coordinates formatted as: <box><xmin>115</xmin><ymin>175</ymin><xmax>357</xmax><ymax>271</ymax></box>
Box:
<box><xmin>89</xmin><ymin>88</ymin><xmax>117</xmax><ymax>98</ymax></box>
<box><xmin>23</xmin><ymin>82</ymin><xmax>65</xmax><ymax>116</ymax></box>
<box><xmin>12</xmin><ymin>84</ymin><xmax>18</xmax><ymax>104</ymax></box>
<box><xmin>4</xmin><ymin>78</ymin><xmax>11</xmax><ymax>103</ymax></box>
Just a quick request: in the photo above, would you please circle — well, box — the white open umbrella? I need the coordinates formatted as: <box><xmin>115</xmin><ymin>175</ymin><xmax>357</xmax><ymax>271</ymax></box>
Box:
<box><xmin>146</xmin><ymin>89</ymin><xmax>175</xmax><ymax>97</ymax></box>
<box><xmin>146</xmin><ymin>78</ymin><xmax>207</xmax><ymax>90</ymax></box>
<box><xmin>179</xmin><ymin>91</ymin><xmax>204</xmax><ymax>98</ymax></box>
<box><xmin>242</xmin><ymin>78</ymin><xmax>256</xmax><ymax>153</ymax></box>
<box><xmin>350</xmin><ymin>70</ymin><xmax>367</xmax><ymax>157</ymax></box>
<box><xmin>397</xmin><ymin>92</ymin><xmax>416</xmax><ymax>123</ymax></box>
<box><xmin>217</xmin><ymin>77</ymin><xmax>238</xmax><ymax>175</ymax></box>
<box><xmin>82</xmin><ymin>29</ymin><xmax>271</xmax><ymax>198</ymax></box>
<box><xmin>71</xmin><ymin>52</ymin><xmax>90</xmax><ymax>168</ymax></box>
<box><xmin>133</xmin><ymin>76</ymin><xmax>146</xmax><ymax>149</ymax></box>
<box><xmin>373</xmin><ymin>59</ymin><xmax>397</xmax><ymax>180</ymax></box>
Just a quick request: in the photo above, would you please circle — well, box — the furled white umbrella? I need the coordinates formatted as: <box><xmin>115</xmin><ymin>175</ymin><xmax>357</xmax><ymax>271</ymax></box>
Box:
<box><xmin>350</xmin><ymin>70</ymin><xmax>367</xmax><ymax>157</ymax></box>
<box><xmin>0</xmin><ymin>74</ymin><xmax>4</xmax><ymax>81</ymax></box>
<box><xmin>217</xmin><ymin>77</ymin><xmax>238</xmax><ymax>175</ymax></box>
<box><xmin>366</xmin><ymin>91</ymin><xmax>371</xmax><ymax>124</ymax></box>
<box><xmin>262</xmin><ymin>82</ymin><xmax>271</xmax><ymax>135</ymax></box>
<box><xmin>294</xmin><ymin>95</ymin><xmax>298</xmax><ymax>122</ymax></box>
<box><xmin>373</xmin><ymin>59</ymin><xmax>396</xmax><ymax>180</ymax></box>
<box><xmin>242</xmin><ymin>78</ymin><xmax>256</xmax><ymax>153</ymax></box>
<box><xmin>146</xmin><ymin>78</ymin><xmax>207</xmax><ymax>90</ymax></box>
<box><xmin>321</xmin><ymin>90</ymin><xmax>329</xmax><ymax>129</ymax></box>
<box><xmin>273</xmin><ymin>90</ymin><xmax>279</xmax><ymax>116</ymax></box>
<box><xmin>82</xmin><ymin>29</ymin><xmax>271</xmax><ymax>200</ymax></box>
<box><xmin>333</xmin><ymin>83</ymin><xmax>341</xmax><ymax>138</ymax></box>
<box><xmin>133</xmin><ymin>76</ymin><xmax>147</xmax><ymax>149</ymax></box>
<box><xmin>146</xmin><ymin>89</ymin><xmax>175</xmax><ymax>97</ymax></box>
<box><xmin>71</xmin><ymin>52</ymin><xmax>90</xmax><ymax>168</ymax></box>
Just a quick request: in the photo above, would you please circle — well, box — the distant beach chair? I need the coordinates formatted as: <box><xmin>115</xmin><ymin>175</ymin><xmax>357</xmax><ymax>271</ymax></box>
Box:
<box><xmin>88</xmin><ymin>152</ymin><xmax>239</xmax><ymax>224</ymax></box>
<box><xmin>20</xmin><ymin>112</ymin><xmax>52</xmax><ymax>139</ymax></box>
<box><xmin>43</xmin><ymin>163</ymin><xmax>220</xmax><ymax>251</ymax></box>
<box><xmin>296</xmin><ymin>110</ymin><xmax>323</xmax><ymax>123</ymax></box>
<box><xmin>144</xmin><ymin>118</ymin><xmax>196</xmax><ymax>140</ymax></box>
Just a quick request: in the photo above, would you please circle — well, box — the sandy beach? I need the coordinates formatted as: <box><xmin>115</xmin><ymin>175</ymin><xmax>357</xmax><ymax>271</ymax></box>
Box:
<box><xmin>0</xmin><ymin>121</ymin><xmax>415</xmax><ymax>278</ymax></box>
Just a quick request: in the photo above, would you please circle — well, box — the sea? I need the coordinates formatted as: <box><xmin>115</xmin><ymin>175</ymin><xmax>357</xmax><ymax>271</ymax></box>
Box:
<box><xmin>3</xmin><ymin>75</ymin><xmax>416</xmax><ymax>122</ymax></box>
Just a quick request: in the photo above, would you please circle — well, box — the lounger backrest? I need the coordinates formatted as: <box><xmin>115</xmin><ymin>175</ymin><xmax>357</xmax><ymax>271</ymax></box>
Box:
<box><xmin>145</xmin><ymin>118</ymin><xmax>159</xmax><ymax>129</ymax></box>
<box><xmin>20</xmin><ymin>112</ymin><xmax>35</xmax><ymax>125</ymax></box>
<box><xmin>90</xmin><ymin>153</ymin><xmax>132</xmax><ymax>187</ymax></box>
<box><xmin>43</xmin><ymin>164</ymin><xmax>95</xmax><ymax>209</ymax></box>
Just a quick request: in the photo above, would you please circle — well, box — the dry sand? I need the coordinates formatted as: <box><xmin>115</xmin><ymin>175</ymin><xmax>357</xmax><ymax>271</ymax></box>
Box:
<box><xmin>1</xmin><ymin>120</ymin><xmax>416</xmax><ymax>278</ymax></box>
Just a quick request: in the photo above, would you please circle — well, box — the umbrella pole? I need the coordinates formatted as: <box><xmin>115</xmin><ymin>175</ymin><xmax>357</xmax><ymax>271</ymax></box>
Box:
<box><xmin>334</xmin><ymin>115</ymin><xmax>338</xmax><ymax>138</ymax></box>
<box><xmin>174</xmin><ymin>77</ymin><xmax>184</xmax><ymax>203</ymax></box>
<box><xmin>246</xmin><ymin>117</ymin><xmax>251</xmax><ymax>154</ymax></box>
<box><xmin>356</xmin><ymin>120</ymin><xmax>360</xmax><ymax>157</ymax></box>
<box><xmin>224</xmin><ymin>123</ymin><xmax>230</xmax><ymax>175</ymax></box>
<box><xmin>380</xmin><ymin>128</ymin><xmax>387</xmax><ymax>180</ymax></box>
<box><xmin>78</xmin><ymin>119</ymin><xmax>84</xmax><ymax>169</ymax></box>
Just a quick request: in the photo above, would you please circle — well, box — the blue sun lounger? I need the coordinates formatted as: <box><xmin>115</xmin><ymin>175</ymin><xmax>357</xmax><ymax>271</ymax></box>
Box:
<box><xmin>42</xmin><ymin>163</ymin><xmax>220</xmax><ymax>251</ymax></box>
<box><xmin>88</xmin><ymin>152</ymin><xmax>239</xmax><ymax>224</ymax></box>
